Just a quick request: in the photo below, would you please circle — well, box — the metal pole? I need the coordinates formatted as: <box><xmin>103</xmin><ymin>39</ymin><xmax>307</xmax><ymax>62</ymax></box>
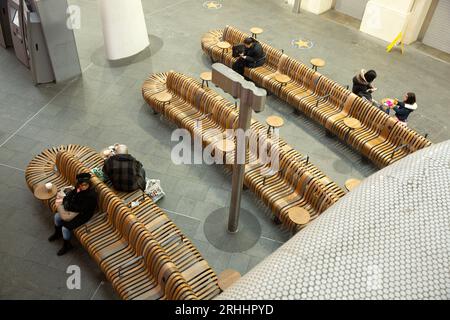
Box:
<box><xmin>228</xmin><ymin>94</ymin><xmax>253</xmax><ymax>233</ymax></box>
<box><xmin>210</xmin><ymin>63</ymin><xmax>266</xmax><ymax>234</ymax></box>
<box><xmin>292</xmin><ymin>0</ymin><xmax>301</xmax><ymax>13</ymax></box>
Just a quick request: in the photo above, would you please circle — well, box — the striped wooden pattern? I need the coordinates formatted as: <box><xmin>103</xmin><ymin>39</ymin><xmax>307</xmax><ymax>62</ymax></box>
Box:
<box><xmin>200</xmin><ymin>26</ymin><xmax>432</xmax><ymax>168</ymax></box>
<box><xmin>25</xmin><ymin>146</ymin><xmax>220</xmax><ymax>300</ymax></box>
<box><xmin>142</xmin><ymin>71</ymin><xmax>345</xmax><ymax>232</ymax></box>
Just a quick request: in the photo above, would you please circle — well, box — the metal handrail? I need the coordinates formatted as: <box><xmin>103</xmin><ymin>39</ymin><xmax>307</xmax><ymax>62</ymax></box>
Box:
<box><xmin>195</xmin><ymin>113</ymin><xmax>212</xmax><ymax>125</ymax></box>
<box><xmin>315</xmin><ymin>93</ymin><xmax>331</xmax><ymax>108</ymax></box>
<box><xmin>300</xmin><ymin>155</ymin><xmax>310</xmax><ymax>165</ymax></box>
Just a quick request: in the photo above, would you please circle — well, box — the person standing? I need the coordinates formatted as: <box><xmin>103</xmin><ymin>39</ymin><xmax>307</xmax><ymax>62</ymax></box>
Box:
<box><xmin>352</xmin><ymin>69</ymin><xmax>377</xmax><ymax>101</ymax></box>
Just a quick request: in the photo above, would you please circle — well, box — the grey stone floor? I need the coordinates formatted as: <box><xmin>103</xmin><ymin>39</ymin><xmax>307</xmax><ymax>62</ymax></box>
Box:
<box><xmin>0</xmin><ymin>0</ymin><xmax>449</xmax><ymax>299</ymax></box>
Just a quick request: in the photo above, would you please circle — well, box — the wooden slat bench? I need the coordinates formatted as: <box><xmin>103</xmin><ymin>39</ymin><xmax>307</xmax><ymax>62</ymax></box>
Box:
<box><xmin>142</xmin><ymin>71</ymin><xmax>345</xmax><ymax>232</ymax></box>
<box><xmin>200</xmin><ymin>25</ymin><xmax>432</xmax><ymax>168</ymax></box>
<box><xmin>25</xmin><ymin>145</ymin><xmax>220</xmax><ymax>300</ymax></box>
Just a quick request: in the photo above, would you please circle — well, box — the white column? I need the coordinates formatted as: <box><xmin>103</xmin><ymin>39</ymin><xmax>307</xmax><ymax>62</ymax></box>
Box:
<box><xmin>360</xmin><ymin>0</ymin><xmax>432</xmax><ymax>44</ymax></box>
<box><xmin>404</xmin><ymin>0</ymin><xmax>432</xmax><ymax>44</ymax></box>
<box><xmin>287</xmin><ymin>0</ymin><xmax>332</xmax><ymax>15</ymax></box>
<box><xmin>99</xmin><ymin>0</ymin><xmax>149</xmax><ymax>60</ymax></box>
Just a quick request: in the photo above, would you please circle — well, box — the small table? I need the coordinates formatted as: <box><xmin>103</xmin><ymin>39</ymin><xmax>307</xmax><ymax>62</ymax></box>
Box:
<box><xmin>217</xmin><ymin>41</ymin><xmax>231</xmax><ymax>62</ymax></box>
<box><xmin>310</xmin><ymin>58</ymin><xmax>326</xmax><ymax>72</ymax></box>
<box><xmin>380</xmin><ymin>98</ymin><xmax>397</xmax><ymax>114</ymax></box>
<box><xmin>274</xmin><ymin>74</ymin><xmax>291</xmax><ymax>95</ymax></box>
<box><xmin>218</xmin><ymin>269</ymin><xmax>241</xmax><ymax>291</ymax></box>
<box><xmin>250</xmin><ymin>27</ymin><xmax>263</xmax><ymax>39</ymax></box>
<box><xmin>34</xmin><ymin>183</ymin><xmax>57</xmax><ymax>200</ymax></box>
<box><xmin>344</xmin><ymin>178</ymin><xmax>361</xmax><ymax>192</ymax></box>
<box><xmin>288</xmin><ymin>207</ymin><xmax>311</xmax><ymax>227</ymax></box>
<box><xmin>153</xmin><ymin>91</ymin><xmax>172</xmax><ymax>115</ymax></box>
<box><xmin>266</xmin><ymin>115</ymin><xmax>284</xmax><ymax>135</ymax></box>
<box><xmin>343</xmin><ymin>117</ymin><xmax>362</xmax><ymax>141</ymax></box>
<box><xmin>200</xmin><ymin>71</ymin><xmax>212</xmax><ymax>88</ymax></box>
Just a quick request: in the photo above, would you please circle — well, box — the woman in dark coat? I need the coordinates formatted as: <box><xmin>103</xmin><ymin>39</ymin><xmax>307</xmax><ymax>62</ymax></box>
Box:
<box><xmin>391</xmin><ymin>92</ymin><xmax>418</xmax><ymax>125</ymax></box>
<box><xmin>48</xmin><ymin>173</ymin><xmax>98</xmax><ymax>256</ymax></box>
<box><xmin>232</xmin><ymin>37</ymin><xmax>266</xmax><ymax>76</ymax></box>
<box><xmin>352</xmin><ymin>69</ymin><xmax>377</xmax><ymax>101</ymax></box>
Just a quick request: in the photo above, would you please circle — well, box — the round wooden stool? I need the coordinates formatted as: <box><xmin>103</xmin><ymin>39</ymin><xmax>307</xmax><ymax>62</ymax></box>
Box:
<box><xmin>200</xmin><ymin>71</ymin><xmax>212</xmax><ymax>88</ymax></box>
<box><xmin>250</xmin><ymin>27</ymin><xmax>263</xmax><ymax>39</ymax></box>
<box><xmin>218</xmin><ymin>269</ymin><xmax>241</xmax><ymax>291</ymax></box>
<box><xmin>274</xmin><ymin>73</ymin><xmax>291</xmax><ymax>95</ymax></box>
<box><xmin>310</xmin><ymin>58</ymin><xmax>326</xmax><ymax>71</ymax></box>
<box><xmin>288</xmin><ymin>206</ymin><xmax>311</xmax><ymax>229</ymax></box>
<box><xmin>153</xmin><ymin>91</ymin><xmax>172</xmax><ymax>115</ymax></box>
<box><xmin>343</xmin><ymin>117</ymin><xmax>362</xmax><ymax>141</ymax></box>
<box><xmin>34</xmin><ymin>183</ymin><xmax>57</xmax><ymax>200</ymax></box>
<box><xmin>217</xmin><ymin>41</ymin><xmax>231</xmax><ymax>61</ymax></box>
<box><xmin>266</xmin><ymin>115</ymin><xmax>284</xmax><ymax>135</ymax></box>
<box><xmin>344</xmin><ymin>178</ymin><xmax>361</xmax><ymax>192</ymax></box>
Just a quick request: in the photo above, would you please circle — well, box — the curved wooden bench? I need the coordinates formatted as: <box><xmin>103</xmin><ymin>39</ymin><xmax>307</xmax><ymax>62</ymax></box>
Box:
<box><xmin>200</xmin><ymin>26</ymin><xmax>432</xmax><ymax>168</ymax></box>
<box><xmin>142</xmin><ymin>71</ymin><xmax>345</xmax><ymax>232</ymax></box>
<box><xmin>25</xmin><ymin>146</ymin><xmax>220</xmax><ymax>300</ymax></box>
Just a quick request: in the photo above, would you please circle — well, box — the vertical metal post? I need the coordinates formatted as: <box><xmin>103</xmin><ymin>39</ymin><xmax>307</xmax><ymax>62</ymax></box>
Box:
<box><xmin>211</xmin><ymin>63</ymin><xmax>266</xmax><ymax>234</ymax></box>
<box><xmin>292</xmin><ymin>0</ymin><xmax>302</xmax><ymax>13</ymax></box>
<box><xmin>228</xmin><ymin>94</ymin><xmax>252</xmax><ymax>233</ymax></box>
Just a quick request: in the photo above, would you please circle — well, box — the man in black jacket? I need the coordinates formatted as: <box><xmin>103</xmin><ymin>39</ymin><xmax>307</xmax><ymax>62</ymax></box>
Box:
<box><xmin>102</xmin><ymin>144</ymin><xmax>146</xmax><ymax>192</ymax></box>
<box><xmin>48</xmin><ymin>173</ymin><xmax>98</xmax><ymax>256</ymax></box>
<box><xmin>232</xmin><ymin>37</ymin><xmax>266</xmax><ymax>76</ymax></box>
<box><xmin>352</xmin><ymin>69</ymin><xmax>377</xmax><ymax>101</ymax></box>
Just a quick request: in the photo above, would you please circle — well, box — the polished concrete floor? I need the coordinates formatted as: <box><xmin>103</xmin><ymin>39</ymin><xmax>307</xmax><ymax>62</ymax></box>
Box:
<box><xmin>0</xmin><ymin>0</ymin><xmax>449</xmax><ymax>299</ymax></box>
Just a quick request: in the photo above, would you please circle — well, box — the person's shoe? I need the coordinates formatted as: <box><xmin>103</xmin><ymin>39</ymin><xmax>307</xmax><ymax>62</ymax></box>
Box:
<box><xmin>48</xmin><ymin>226</ymin><xmax>62</xmax><ymax>242</ymax></box>
<box><xmin>57</xmin><ymin>240</ymin><xmax>73</xmax><ymax>256</ymax></box>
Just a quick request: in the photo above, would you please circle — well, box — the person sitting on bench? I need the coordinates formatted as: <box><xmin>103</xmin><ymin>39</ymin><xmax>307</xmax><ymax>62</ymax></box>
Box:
<box><xmin>232</xmin><ymin>37</ymin><xmax>266</xmax><ymax>76</ymax></box>
<box><xmin>102</xmin><ymin>144</ymin><xmax>146</xmax><ymax>192</ymax></box>
<box><xmin>48</xmin><ymin>173</ymin><xmax>98</xmax><ymax>256</ymax></box>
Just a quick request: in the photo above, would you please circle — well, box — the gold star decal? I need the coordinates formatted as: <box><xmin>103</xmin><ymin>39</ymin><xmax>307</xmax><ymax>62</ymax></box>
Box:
<box><xmin>205</xmin><ymin>1</ymin><xmax>221</xmax><ymax>9</ymax></box>
<box><xmin>294</xmin><ymin>40</ymin><xmax>310</xmax><ymax>48</ymax></box>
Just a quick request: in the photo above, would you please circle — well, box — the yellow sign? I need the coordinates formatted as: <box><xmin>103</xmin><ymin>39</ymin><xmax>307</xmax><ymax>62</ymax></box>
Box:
<box><xmin>386</xmin><ymin>32</ymin><xmax>404</xmax><ymax>54</ymax></box>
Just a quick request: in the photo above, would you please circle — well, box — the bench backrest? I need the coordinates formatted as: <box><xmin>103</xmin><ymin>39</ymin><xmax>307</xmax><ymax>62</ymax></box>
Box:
<box><xmin>55</xmin><ymin>151</ymin><xmax>199</xmax><ymax>300</ymax></box>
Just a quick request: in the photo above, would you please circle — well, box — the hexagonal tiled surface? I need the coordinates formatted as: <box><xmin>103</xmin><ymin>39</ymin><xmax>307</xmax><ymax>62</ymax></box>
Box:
<box><xmin>217</xmin><ymin>141</ymin><xmax>450</xmax><ymax>300</ymax></box>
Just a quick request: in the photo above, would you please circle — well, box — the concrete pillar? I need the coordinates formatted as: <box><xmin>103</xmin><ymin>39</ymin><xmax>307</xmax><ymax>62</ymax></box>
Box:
<box><xmin>360</xmin><ymin>0</ymin><xmax>432</xmax><ymax>45</ymax></box>
<box><xmin>99</xmin><ymin>0</ymin><xmax>149</xmax><ymax>60</ymax></box>
<box><xmin>404</xmin><ymin>0</ymin><xmax>432</xmax><ymax>44</ymax></box>
<box><xmin>287</xmin><ymin>0</ymin><xmax>332</xmax><ymax>15</ymax></box>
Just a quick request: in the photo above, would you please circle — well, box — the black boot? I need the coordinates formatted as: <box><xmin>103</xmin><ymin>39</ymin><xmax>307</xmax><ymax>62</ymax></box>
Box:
<box><xmin>57</xmin><ymin>240</ymin><xmax>73</xmax><ymax>256</ymax></box>
<box><xmin>48</xmin><ymin>226</ymin><xmax>62</xmax><ymax>242</ymax></box>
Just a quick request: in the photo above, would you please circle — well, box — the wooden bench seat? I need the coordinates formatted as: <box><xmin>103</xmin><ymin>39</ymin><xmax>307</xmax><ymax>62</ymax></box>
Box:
<box><xmin>142</xmin><ymin>71</ymin><xmax>345</xmax><ymax>232</ymax></box>
<box><xmin>201</xmin><ymin>26</ymin><xmax>432</xmax><ymax>168</ymax></box>
<box><xmin>25</xmin><ymin>146</ymin><xmax>220</xmax><ymax>300</ymax></box>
